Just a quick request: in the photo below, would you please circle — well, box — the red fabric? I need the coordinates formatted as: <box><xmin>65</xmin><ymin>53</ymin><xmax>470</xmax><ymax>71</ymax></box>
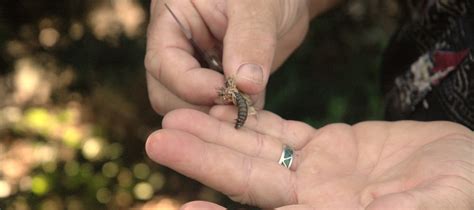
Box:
<box><xmin>432</xmin><ymin>49</ymin><xmax>469</xmax><ymax>72</ymax></box>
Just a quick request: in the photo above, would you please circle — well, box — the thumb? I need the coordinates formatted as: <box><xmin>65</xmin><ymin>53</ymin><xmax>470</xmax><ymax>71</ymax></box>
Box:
<box><xmin>223</xmin><ymin>0</ymin><xmax>277</xmax><ymax>95</ymax></box>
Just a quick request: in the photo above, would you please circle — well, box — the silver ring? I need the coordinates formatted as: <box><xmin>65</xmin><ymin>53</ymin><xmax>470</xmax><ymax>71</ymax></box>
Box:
<box><xmin>278</xmin><ymin>145</ymin><xmax>294</xmax><ymax>169</ymax></box>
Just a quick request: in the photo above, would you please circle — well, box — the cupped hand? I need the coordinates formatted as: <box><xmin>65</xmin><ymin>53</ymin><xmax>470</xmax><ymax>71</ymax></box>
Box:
<box><xmin>146</xmin><ymin>106</ymin><xmax>474</xmax><ymax>209</ymax></box>
<box><xmin>145</xmin><ymin>0</ymin><xmax>310</xmax><ymax>115</ymax></box>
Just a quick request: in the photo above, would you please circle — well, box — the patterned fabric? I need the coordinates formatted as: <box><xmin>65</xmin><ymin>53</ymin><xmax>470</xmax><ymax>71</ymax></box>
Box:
<box><xmin>382</xmin><ymin>0</ymin><xmax>474</xmax><ymax>130</ymax></box>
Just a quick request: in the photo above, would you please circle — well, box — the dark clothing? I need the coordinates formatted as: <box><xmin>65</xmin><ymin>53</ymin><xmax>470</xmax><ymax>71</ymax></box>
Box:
<box><xmin>382</xmin><ymin>0</ymin><xmax>474</xmax><ymax>130</ymax></box>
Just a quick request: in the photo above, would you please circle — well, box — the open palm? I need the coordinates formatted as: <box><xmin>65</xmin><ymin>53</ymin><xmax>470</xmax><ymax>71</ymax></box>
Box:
<box><xmin>146</xmin><ymin>106</ymin><xmax>474</xmax><ymax>209</ymax></box>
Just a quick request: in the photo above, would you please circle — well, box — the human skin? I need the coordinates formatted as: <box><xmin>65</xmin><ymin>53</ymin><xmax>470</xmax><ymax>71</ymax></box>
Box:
<box><xmin>144</xmin><ymin>0</ymin><xmax>340</xmax><ymax>115</ymax></box>
<box><xmin>146</xmin><ymin>106</ymin><xmax>474</xmax><ymax>209</ymax></box>
<box><xmin>145</xmin><ymin>0</ymin><xmax>474</xmax><ymax>209</ymax></box>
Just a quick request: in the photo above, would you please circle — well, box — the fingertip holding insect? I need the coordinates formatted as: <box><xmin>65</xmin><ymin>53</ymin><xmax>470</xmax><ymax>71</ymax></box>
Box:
<box><xmin>218</xmin><ymin>77</ymin><xmax>253</xmax><ymax>129</ymax></box>
<box><xmin>213</xmin><ymin>97</ymin><xmax>225</xmax><ymax>105</ymax></box>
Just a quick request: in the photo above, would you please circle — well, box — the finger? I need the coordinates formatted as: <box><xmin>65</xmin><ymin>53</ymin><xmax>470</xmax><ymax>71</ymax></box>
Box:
<box><xmin>181</xmin><ymin>201</ymin><xmax>225</xmax><ymax>210</ymax></box>
<box><xmin>148</xmin><ymin>1</ymin><xmax>216</xmax><ymax>51</ymax></box>
<box><xmin>149</xmin><ymin>0</ymin><xmax>159</xmax><ymax>20</ymax></box>
<box><xmin>156</xmin><ymin>48</ymin><xmax>225</xmax><ymax>104</ymax></box>
<box><xmin>146</xmin><ymin>1</ymin><xmax>223</xmax><ymax>105</ymax></box>
<box><xmin>191</xmin><ymin>0</ymin><xmax>228</xmax><ymax>41</ymax></box>
<box><xmin>162</xmin><ymin>109</ymin><xmax>282</xmax><ymax>161</ymax></box>
<box><xmin>192</xmin><ymin>0</ymin><xmax>272</xmax><ymax>108</ymax></box>
<box><xmin>213</xmin><ymin>74</ymin><xmax>266</xmax><ymax>109</ymax></box>
<box><xmin>146</xmin><ymin>129</ymin><xmax>297</xmax><ymax>208</ymax></box>
<box><xmin>146</xmin><ymin>73</ymin><xmax>209</xmax><ymax>115</ymax></box>
<box><xmin>191</xmin><ymin>0</ymin><xmax>307</xmax><ymax>71</ymax></box>
<box><xmin>209</xmin><ymin>105</ymin><xmax>315</xmax><ymax>149</ymax></box>
<box><xmin>271</xmin><ymin>15</ymin><xmax>308</xmax><ymax>71</ymax></box>
<box><xmin>250</xmin><ymin>89</ymin><xmax>265</xmax><ymax>110</ymax></box>
<box><xmin>223</xmin><ymin>0</ymin><xmax>277</xmax><ymax>95</ymax></box>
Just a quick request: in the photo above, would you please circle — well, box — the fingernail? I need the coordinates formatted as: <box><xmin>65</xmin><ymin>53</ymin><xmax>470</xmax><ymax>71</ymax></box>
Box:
<box><xmin>145</xmin><ymin>132</ymin><xmax>160</xmax><ymax>159</ymax></box>
<box><xmin>236</xmin><ymin>63</ymin><xmax>263</xmax><ymax>84</ymax></box>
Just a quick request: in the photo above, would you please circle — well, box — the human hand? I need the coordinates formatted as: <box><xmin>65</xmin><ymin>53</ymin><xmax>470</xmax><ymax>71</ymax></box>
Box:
<box><xmin>145</xmin><ymin>0</ymin><xmax>311</xmax><ymax>115</ymax></box>
<box><xmin>146</xmin><ymin>106</ymin><xmax>474</xmax><ymax>209</ymax></box>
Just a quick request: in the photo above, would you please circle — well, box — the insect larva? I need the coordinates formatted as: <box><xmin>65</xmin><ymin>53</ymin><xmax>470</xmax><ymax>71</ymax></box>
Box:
<box><xmin>217</xmin><ymin>77</ymin><xmax>255</xmax><ymax>129</ymax></box>
<box><xmin>234</xmin><ymin>91</ymin><xmax>248</xmax><ymax>129</ymax></box>
<box><xmin>166</xmin><ymin>4</ymin><xmax>254</xmax><ymax>129</ymax></box>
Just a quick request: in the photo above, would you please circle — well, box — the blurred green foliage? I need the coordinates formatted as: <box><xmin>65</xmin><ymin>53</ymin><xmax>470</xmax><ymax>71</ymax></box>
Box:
<box><xmin>267</xmin><ymin>6</ymin><xmax>393</xmax><ymax>127</ymax></box>
<box><xmin>0</xmin><ymin>0</ymin><xmax>396</xmax><ymax>209</ymax></box>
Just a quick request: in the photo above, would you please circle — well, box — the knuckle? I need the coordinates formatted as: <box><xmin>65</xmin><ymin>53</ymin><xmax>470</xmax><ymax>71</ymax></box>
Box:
<box><xmin>144</xmin><ymin>51</ymin><xmax>161</xmax><ymax>76</ymax></box>
<box><xmin>161</xmin><ymin>109</ymin><xmax>179</xmax><ymax>127</ymax></box>
<box><xmin>161</xmin><ymin>109</ymin><xmax>190</xmax><ymax>128</ymax></box>
<box><xmin>149</xmin><ymin>97</ymin><xmax>167</xmax><ymax>116</ymax></box>
<box><xmin>175</xmin><ymin>83</ymin><xmax>197</xmax><ymax>102</ymax></box>
<box><xmin>229</xmin><ymin>156</ymin><xmax>254</xmax><ymax>203</ymax></box>
<box><xmin>316</xmin><ymin>123</ymin><xmax>352</xmax><ymax>141</ymax></box>
<box><xmin>147</xmin><ymin>89</ymin><xmax>170</xmax><ymax>116</ymax></box>
<box><xmin>230</xmin><ymin>26</ymin><xmax>277</xmax><ymax>47</ymax></box>
<box><xmin>253</xmin><ymin>132</ymin><xmax>264</xmax><ymax>157</ymax></box>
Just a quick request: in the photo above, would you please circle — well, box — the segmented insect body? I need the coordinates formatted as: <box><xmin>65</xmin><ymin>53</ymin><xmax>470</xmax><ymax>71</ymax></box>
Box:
<box><xmin>164</xmin><ymin>5</ymin><xmax>255</xmax><ymax>129</ymax></box>
<box><xmin>234</xmin><ymin>91</ymin><xmax>248</xmax><ymax>129</ymax></box>
<box><xmin>218</xmin><ymin>77</ymin><xmax>255</xmax><ymax>129</ymax></box>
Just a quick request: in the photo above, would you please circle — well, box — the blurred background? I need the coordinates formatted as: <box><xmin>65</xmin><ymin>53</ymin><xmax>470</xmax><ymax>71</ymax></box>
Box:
<box><xmin>0</xmin><ymin>0</ymin><xmax>399</xmax><ymax>209</ymax></box>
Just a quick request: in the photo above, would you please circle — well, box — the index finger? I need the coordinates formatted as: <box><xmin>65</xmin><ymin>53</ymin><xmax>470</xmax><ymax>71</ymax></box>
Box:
<box><xmin>145</xmin><ymin>1</ymin><xmax>224</xmax><ymax>105</ymax></box>
<box><xmin>209</xmin><ymin>105</ymin><xmax>315</xmax><ymax>149</ymax></box>
<box><xmin>145</xmin><ymin>128</ymin><xmax>297</xmax><ymax>208</ymax></box>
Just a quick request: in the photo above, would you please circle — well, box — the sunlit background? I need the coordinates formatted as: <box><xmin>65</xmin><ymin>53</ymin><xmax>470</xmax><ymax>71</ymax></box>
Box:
<box><xmin>0</xmin><ymin>0</ymin><xmax>397</xmax><ymax>209</ymax></box>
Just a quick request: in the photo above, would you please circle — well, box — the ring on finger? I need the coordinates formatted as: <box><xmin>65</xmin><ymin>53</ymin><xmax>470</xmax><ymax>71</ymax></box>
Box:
<box><xmin>278</xmin><ymin>145</ymin><xmax>294</xmax><ymax>169</ymax></box>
